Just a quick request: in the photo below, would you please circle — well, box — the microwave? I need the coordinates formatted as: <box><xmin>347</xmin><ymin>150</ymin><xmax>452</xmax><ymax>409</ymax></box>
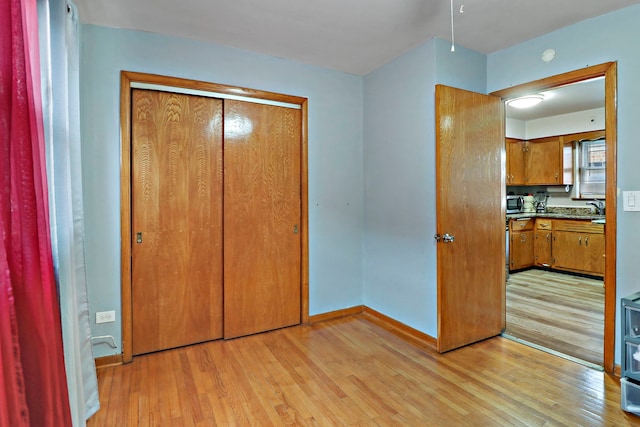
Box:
<box><xmin>506</xmin><ymin>195</ymin><xmax>524</xmax><ymax>214</ymax></box>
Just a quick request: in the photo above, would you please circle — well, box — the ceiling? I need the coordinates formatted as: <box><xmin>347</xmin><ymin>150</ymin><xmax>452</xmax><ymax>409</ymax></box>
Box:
<box><xmin>505</xmin><ymin>78</ymin><xmax>605</xmax><ymax>121</ymax></box>
<box><xmin>72</xmin><ymin>0</ymin><xmax>640</xmax><ymax>76</ymax></box>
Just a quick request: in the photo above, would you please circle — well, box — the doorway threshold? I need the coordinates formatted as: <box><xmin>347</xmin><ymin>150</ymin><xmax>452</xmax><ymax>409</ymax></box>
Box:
<box><xmin>501</xmin><ymin>332</ymin><xmax>604</xmax><ymax>372</ymax></box>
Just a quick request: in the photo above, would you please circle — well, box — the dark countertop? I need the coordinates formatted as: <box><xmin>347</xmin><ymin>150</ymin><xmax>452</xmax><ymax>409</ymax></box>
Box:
<box><xmin>507</xmin><ymin>212</ymin><xmax>606</xmax><ymax>221</ymax></box>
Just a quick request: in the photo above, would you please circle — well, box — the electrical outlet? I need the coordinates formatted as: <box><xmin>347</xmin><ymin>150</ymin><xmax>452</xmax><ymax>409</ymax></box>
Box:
<box><xmin>96</xmin><ymin>310</ymin><xmax>116</xmax><ymax>324</ymax></box>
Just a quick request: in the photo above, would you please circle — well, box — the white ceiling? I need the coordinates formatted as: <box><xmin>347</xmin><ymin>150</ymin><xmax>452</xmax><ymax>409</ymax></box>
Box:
<box><xmin>72</xmin><ymin>0</ymin><xmax>640</xmax><ymax>76</ymax></box>
<box><xmin>506</xmin><ymin>78</ymin><xmax>605</xmax><ymax>121</ymax></box>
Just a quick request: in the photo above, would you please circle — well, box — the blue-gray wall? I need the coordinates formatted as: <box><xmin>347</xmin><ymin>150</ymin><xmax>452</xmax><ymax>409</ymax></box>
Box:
<box><xmin>80</xmin><ymin>25</ymin><xmax>364</xmax><ymax>357</ymax></box>
<box><xmin>362</xmin><ymin>40</ymin><xmax>437</xmax><ymax>335</ymax></box>
<box><xmin>82</xmin><ymin>3</ymin><xmax>640</xmax><ymax>364</ymax></box>
<box><xmin>487</xmin><ymin>3</ymin><xmax>640</xmax><ymax>365</ymax></box>
<box><xmin>362</xmin><ymin>38</ymin><xmax>485</xmax><ymax>337</ymax></box>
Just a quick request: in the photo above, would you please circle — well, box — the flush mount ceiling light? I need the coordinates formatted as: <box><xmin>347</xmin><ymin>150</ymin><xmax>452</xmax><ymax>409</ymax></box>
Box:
<box><xmin>506</xmin><ymin>94</ymin><xmax>544</xmax><ymax>109</ymax></box>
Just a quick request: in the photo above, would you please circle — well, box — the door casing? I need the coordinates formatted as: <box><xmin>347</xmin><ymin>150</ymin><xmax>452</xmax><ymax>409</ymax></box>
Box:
<box><xmin>491</xmin><ymin>62</ymin><xmax>617</xmax><ymax>374</ymax></box>
<box><xmin>119</xmin><ymin>71</ymin><xmax>309</xmax><ymax>363</ymax></box>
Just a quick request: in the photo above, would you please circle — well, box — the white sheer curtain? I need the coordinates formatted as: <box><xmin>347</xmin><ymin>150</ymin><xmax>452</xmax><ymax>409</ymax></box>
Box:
<box><xmin>39</xmin><ymin>0</ymin><xmax>100</xmax><ymax>424</ymax></box>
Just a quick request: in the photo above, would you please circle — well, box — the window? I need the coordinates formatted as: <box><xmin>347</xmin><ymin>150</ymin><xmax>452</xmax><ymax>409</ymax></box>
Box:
<box><xmin>576</xmin><ymin>138</ymin><xmax>606</xmax><ymax>199</ymax></box>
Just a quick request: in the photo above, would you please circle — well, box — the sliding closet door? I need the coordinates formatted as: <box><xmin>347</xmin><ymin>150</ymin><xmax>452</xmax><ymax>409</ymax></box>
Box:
<box><xmin>223</xmin><ymin>100</ymin><xmax>302</xmax><ymax>338</ymax></box>
<box><xmin>131</xmin><ymin>89</ymin><xmax>224</xmax><ymax>355</ymax></box>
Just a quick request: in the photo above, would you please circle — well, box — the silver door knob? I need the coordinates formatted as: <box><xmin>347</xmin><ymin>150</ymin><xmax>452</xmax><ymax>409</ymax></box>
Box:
<box><xmin>443</xmin><ymin>233</ymin><xmax>455</xmax><ymax>243</ymax></box>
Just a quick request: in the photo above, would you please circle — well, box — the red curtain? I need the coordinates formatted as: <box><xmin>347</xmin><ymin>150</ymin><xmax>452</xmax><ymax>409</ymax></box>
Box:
<box><xmin>1</xmin><ymin>0</ymin><xmax>73</xmax><ymax>425</ymax></box>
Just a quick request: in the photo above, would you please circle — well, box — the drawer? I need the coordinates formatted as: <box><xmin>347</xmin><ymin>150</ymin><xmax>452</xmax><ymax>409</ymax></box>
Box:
<box><xmin>626</xmin><ymin>342</ymin><xmax>640</xmax><ymax>376</ymax></box>
<box><xmin>627</xmin><ymin>306</ymin><xmax>640</xmax><ymax>338</ymax></box>
<box><xmin>510</xmin><ymin>218</ymin><xmax>534</xmax><ymax>231</ymax></box>
<box><xmin>553</xmin><ymin>219</ymin><xmax>603</xmax><ymax>234</ymax></box>
<box><xmin>621</xmin><ymin>378</ymin><xmax>640</xmax><ymax>415</ymax></box>
<box><xmin>535</xmin><ymin>219</ymin><xmax>553</xmax><ymax>230</ymax></box>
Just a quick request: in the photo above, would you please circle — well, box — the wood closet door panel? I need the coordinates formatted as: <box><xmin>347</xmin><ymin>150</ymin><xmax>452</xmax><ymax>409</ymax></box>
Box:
<box><xmin>131</xmin><ymin>89</ymin><xmax>223</xmax><ymax>355</ymax></box>
<box><xmin>223</xmin><ymin>100</ymin><xmax>302</xmax><ymax>339</ymax></box>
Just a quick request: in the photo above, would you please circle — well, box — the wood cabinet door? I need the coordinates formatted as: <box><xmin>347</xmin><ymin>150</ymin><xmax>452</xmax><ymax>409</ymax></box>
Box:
<box><xmin>510</xmin><ymin>230</ymin><xmax>534</xmax><ymax>270</ymax></box>
<box><xmin>527</xmin><ymin>137</ymin><xmax>562</xmax><ymax>185</ymax></box>
<box><xmin>131</xmin><ymin>90</ymin><xmax>224</xmax><ymax>355</ymax></box>
<box><xmin>553</xmin><ymin>220</ymin><xmax>605</xmax><ymax>276</ymax></box>
<box><xmin>223</xmin><ymin>100</ymin><xmax>302</xmax><ymax>339</ymax></box>
<box><xmin>553</xmin><ymin>231</ymin><xmax>583</xmax><ymax>272</ymax></box>
<box><xmin>583</xmin><ymin>233</ymin><xmax>606</xmax><ymax>275</ymax></box>
<box><xmin>534</xmin><ymin>231</ymin><xmax>552</xmax><ymax>267</ymax></box>
<box><xmin>506</xmin><ymin>138</ymin><xmax>526</xmax><ymax>185</ymax></box>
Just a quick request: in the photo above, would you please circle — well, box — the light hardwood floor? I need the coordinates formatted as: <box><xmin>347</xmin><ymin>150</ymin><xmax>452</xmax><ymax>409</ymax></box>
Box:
<box><xmin>505</xmin><ymin>269</ymin><xmax>604</xmax><ymax>366</ymax></box>
<box><xmin>87</xmin><ymin>314</ymin><xmax>640</xmax><ymax>426</ymax></box>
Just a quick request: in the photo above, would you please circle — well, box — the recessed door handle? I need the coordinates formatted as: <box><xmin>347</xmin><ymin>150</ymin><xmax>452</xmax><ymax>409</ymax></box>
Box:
<box><xmin>136</xmin><ymin>232</ymin><xmax>142</xmax><ymax>244</ymax></box>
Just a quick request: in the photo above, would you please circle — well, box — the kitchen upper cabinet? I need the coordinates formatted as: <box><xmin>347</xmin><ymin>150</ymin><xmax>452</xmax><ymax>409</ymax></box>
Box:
<box><xmin>527</xmin><ymin>136</ymin><xmax>563</xmax><ymax>185</ymax></box>
<box><xmin>510</xmin><ymin>218</ymin><xmax>534</xmax><ymax>270</ymax></box>
<box><xmin>553</xmin><ymin>220</ymin><xmax>605</xmax><ymax>277</ymax></box>
<box><xmin>505</xmin><ymin>136</ymin><xmax>573</xmax><ymax>186</ymax></box>
<box><xmin>534</xmin><ymin>219</ymin><xmax>553</xmax><ymax>267</ymax></box>
<box><xmin>506</xmin><ymin>138</ymin><xmax>526</xmax><ymax>185</ymax></box>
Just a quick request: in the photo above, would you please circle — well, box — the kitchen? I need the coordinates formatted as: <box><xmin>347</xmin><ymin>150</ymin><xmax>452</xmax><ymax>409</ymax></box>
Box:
<box><xmin>503</xmin><ymin>76</ymin><xmax>606</xmax><ymax>368</ymax></box>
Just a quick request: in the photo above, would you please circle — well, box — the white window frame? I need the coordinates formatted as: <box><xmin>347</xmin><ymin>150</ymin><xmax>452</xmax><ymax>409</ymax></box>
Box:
<box><xmin>575</xmin><ymin>137</ymin><xmax>606</xmax><ymax>199</ymax></box>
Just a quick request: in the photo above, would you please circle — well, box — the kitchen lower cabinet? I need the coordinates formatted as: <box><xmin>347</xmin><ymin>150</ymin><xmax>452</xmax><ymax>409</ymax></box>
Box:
<box><xmin>552</xmin><ymin>220</ymin><xmax>605</xmax><ymax>277</ymax></box>
<box><xmin>509</xmin><ymin>218</ymin><xmax>534</xmax><ymax>270</ymax></box>
<box><xmin>534</xmin><ymin>219</ymin><xmax>553</xmax><ymax>267</ymax></box>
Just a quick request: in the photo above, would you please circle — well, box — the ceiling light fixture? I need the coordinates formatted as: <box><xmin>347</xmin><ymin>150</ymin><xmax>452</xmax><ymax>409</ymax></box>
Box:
<box><xmin>506</xmin><ymin>95</ymin><xmax>544</xmax><ymax>109</ymax></box>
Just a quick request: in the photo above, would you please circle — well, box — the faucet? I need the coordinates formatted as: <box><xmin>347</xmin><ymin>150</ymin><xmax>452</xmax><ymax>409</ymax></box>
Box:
<box><xmin>586</xmin><ymin>199</ymin><xmax>605</xmax><ymax>215</ymax></box>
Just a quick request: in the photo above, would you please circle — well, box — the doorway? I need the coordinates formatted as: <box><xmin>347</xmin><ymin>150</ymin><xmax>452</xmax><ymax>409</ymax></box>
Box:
<box><xmin>119</xmin><ymin>71</ymin><xmax>310</xmax><ymax>362</ymax></box>
<box><xmin>492</xmin><ymin>62</ymin><xmax>617</xmax><ymax>373</ymax></box>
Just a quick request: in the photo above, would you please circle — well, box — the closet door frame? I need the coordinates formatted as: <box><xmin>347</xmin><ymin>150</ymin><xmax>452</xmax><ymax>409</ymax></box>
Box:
<box><xmin>119</xmin><ymin>71</ymin><xmax>309</xmax><ymax>363</ymax></box>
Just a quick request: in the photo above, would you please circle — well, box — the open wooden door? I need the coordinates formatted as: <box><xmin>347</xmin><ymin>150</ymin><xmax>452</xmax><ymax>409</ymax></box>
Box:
<box><xmin>435</xmin><ymin>84</ymin><xmax>506</xmax><ymax>353</ymax></box>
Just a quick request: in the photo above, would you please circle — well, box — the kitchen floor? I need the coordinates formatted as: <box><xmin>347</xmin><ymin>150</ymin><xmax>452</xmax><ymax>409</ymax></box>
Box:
<box><xmin>504</xmin><ymin>269</ymin><xmax>604</xmax><ymax>367</ymax></box>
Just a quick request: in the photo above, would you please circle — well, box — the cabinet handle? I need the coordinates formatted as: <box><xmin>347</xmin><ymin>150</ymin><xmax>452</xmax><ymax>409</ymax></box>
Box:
<box><xmin>585</xmin><ymin>236</ymin><xmax>589</xmax><ymax>246</ymax></box>
<box><xmin>520</xmin><ymin>233</ymin><xmax>526</xmax><ymax>243</ymax></box>
<box><xmin>579</xmin><ymin>236</ymin><xmax>582</xmax><ymax>246</ymax></box>
<box><xmin>546</xmin><ymin>233</ymin><xmax>551</xmax><ymax>242</ymax></box>
<box><xmin>555</xmin><ymin>172</ymin><xmax>559</xmax><ymax>182</ymax></box>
